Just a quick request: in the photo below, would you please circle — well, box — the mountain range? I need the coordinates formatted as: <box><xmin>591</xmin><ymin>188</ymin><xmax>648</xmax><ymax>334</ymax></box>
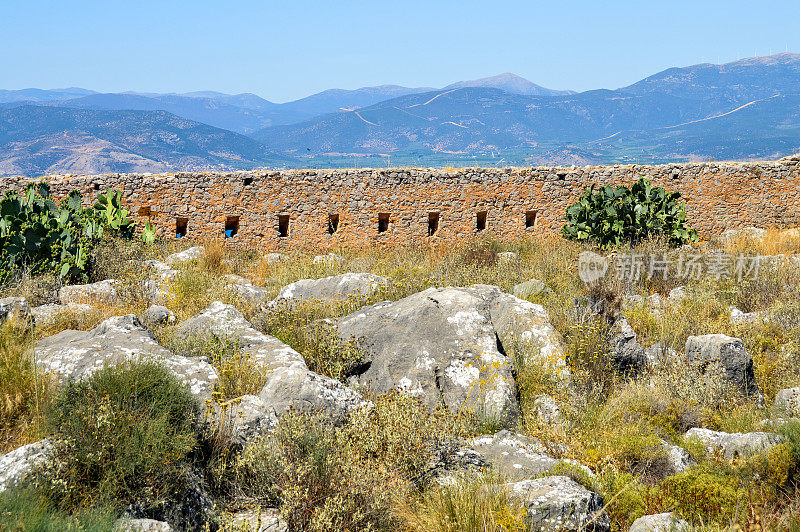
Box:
<box><xmin>2</xmin><ymin>54</ymin><xmax>800</xmax><ymax>176</ymax></box>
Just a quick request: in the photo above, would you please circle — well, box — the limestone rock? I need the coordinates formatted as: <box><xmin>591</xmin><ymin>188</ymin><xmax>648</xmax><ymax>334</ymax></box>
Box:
<box><xmin>467</xmin><ymin>431</ymin><xmax>589</xmax><ymax>481</ymax></box>
<box><xmin>259</xmin><ymin>364</ymin><xmax>367</xmax><ymax>424</ymax></box>
<box><xmin>226</xmin><ymin>508</ymin><xmax>288</xmax><ymax>532</ymax></box>
<box><xmin>661</xmin><ymin>440</ymin><xmax>694</xmax><ymax>475</ymax></box>
<box><xmin>113</xmin><ymin>518</ymin><xmax>173</xmax><ymax>532</ymax></box>
<box><xmin>229</xmin><ymin>283</ymin><xmax>272</xmax><ymax>307</ymax></box>
<box><xmin>668</xmin><ymin>287</ymin><xmax>687</xmax><ymax>305</ymax></box>
<box><xmin>140</xmin><ymin>305</ymin><xmax>175</xmax><ymax>328</ymax></box>
<box><xmin>337</xmin><ymin>286</ymin><xmax>523</xmax><ymax>423</ymax></box>
<box><xmin>497</xmin><ymin>251</ymin><xmax>518</xmax><ymax>262</ymax></box>
<box><xmin>265</xmin><ymin>252</ymin><xmax>288</xmax><ymax>264</ymax></box>
<box><xmin>59</xmin><ymin>279</ymin><xmax>119</xmax><ymax>305</ymax></box>
<box><xmin>270</xmin><ymin>272</ymin><xmax>388</xmax><ymax>307</ymax></box>
<box><xmin>609</xmin><ymin>316</ymin><xmax>647</xmax><ymax>373</ymax></box>
<box><xmin>729</xmin><ymin>306</ymin><xmax>764</xmax><ymax>325</ymax></box>
<box><xmin>502</xmin><ymin>476</ymin><xmax>610</xmax><ymax>532</ymax></box>
<box><xmin>31</xmin><ymin>302</ymin><xmax>100</xmax><ymax>328</ymax></box>
<box><xmin>775</xmin><ymin>387</ymin><xmax>800</xmax><ymax>416</ymax></box>
<box><xmin>35</xmin><ymin>315</ymin><xmax>218</xmax><ymax>399</ymax></box>
<box><xmin>720</xmin><ymin>227</ymin><xmax>766</xmax><ymax>244</ymax></box>
<box><xmin>212</xmin><ymin>395</ymin><xmax>279</xmax><ymax>446</ymax></box>
<box><xmin>532</xmin><ymin>395</ymin><xmax>562</xmax><ymax>424</ymax></box>
<box><xmin>629</xmin><ymin>513</ymin><xmax>690</xmax><ymax>532</ymax></box>
<box><xmin>312</xmin><ymin>253</ymin><xmax>344</xmax><ymax>266</ymax></box>
<box><xmin>513</xmin><ymin>278</ymin><xmax>550</xmax><ymax>299</ymax></box>
<box><xmin>685</xmin><ymin>428</ymin><xmax>785</xmax><ymax>459</ymax></box>
<box><xmin>165</xmin><ymin>246</ymin><xmax>204</xmax><ymax>266</ymax></box>
<box><xmin>685</xmin><ymin>334</ymin><xmax>761</xmax><ymax>399</ymax></box>
<box><xmin>0</xmin><ymin>296</ymin><xmax>32</xmax><ymax>327</ymax></box>
<box><xmin>0</xmin><ymin>439</ymin><xmax>52</xmax><ymax>493</ymax></box>
<box><xmin>175</xmin><ymin>302</ymin><xmax>306</xmax><ymax>370</ymax></box>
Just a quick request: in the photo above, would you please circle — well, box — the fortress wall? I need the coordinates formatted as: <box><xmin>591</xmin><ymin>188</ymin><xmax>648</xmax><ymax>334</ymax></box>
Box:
<box><xmin>1</xmin><ymin>159</ymin><xmax>799</xmax><ymax>250</ymax></box>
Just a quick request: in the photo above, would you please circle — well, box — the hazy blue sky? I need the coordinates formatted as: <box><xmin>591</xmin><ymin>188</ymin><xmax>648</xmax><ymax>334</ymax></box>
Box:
<box><xmin>3</xmin><ymin>0</ymin><xmax>799</xmax><ymax>102</ymax></box>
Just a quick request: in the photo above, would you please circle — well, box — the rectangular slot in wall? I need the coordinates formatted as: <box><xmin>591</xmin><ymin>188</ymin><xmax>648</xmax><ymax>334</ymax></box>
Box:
<box><xmin>378</xmin><ymin>213</ymin><xmax>390</xmax><ymax>233</ymax></box>
<box><xmin>243</xmin><ymin>177</ymin><xmax>253</xmax><ymax>186</ymax></box>
<box><xmin>225</xmin><ymin>216</ymin><xmax>240</xmax><ymax>238</ymax></box>
<box><xmin>175</xmin><ymin>217</ymin><xmax>188</xmax><ymax>239</ymax></box>
<box><xmin>428</xmin><ymin>212</ymin><xmax>440</xmax><ymax>236</ymax></box>
<box><xmin>328</xmin><ymin>213</ymin><xmax>339</xmax><ymax>234</ymax></box>
<box><xmin>278</xmin><ymin>215</ymin><xmax>290</xmax><ymax>238</ymax></box>
<box><xmin>138</xmin><ymin>206</ymin><xmax>152</xmax><ymax>216</ymax></box>
<box><xmin>476</xmin><ymin>211</ymin><xmax>487</xmax><ymax>232</ymax></box>
<box><xmin>525</xmin><ymin>210</ymin><xmax>537</xmax><ymax>229</ymax></box>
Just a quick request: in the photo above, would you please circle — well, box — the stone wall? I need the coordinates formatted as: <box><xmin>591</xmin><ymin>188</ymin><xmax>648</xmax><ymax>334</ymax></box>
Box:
<box><xmin>1</xmin><ymin>158</ymin><xmax>799</xmax><ymax>250</ymax></box>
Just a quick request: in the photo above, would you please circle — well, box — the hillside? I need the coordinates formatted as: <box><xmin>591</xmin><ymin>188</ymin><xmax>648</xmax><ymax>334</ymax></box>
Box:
<box><xmin>444</xmin><ymin>72</ymin><xmax>574</xmax><ymax>96</ymax></box>
<box><xmin>0</xmin><ymin>106</ymin><xmax>291</xmax><ymax>177</ymax></box>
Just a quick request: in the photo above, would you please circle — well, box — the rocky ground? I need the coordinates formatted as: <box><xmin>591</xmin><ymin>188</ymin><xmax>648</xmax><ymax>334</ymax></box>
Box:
<box><xmin>1</xmin><ymin>231</ymin><xmax>800</xmax><ymax>531</ymax></box>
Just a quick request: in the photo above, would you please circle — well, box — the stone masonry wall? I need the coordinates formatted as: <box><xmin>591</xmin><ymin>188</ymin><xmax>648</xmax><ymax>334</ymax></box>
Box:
<box><xmin>1</xmin><ymin>158</ymin><xmax>799</xmax><ymax>251</ymax></box>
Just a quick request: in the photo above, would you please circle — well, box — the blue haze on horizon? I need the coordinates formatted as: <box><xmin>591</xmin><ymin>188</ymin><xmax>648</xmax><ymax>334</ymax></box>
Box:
<box><xmin>2</xmin><ymin>0</ymin><xmax>800</xmax><ymax>102</ymax></box>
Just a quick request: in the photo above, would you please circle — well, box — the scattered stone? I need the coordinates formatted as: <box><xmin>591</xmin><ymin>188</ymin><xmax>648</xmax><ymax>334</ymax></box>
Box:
<box><xmin>59</xmin><ymin>279</ymin><xmax>119</xmax><ymax>305</ymax></box>
<box><xmin>513</xmin><ymin>278</ymin><xmax>551</xmax><ymax>299</ymax></box>
<box><xmin>270</xmin><ymin>272</ymin><xmax>388</xmax><ymax>307</ymax></box>
<box><xmin>629</xmin><ymin>513</ymin><xmax>690</xmax><ymax>532</ymax></box>
<box><xmin>668</xmin><ymin>287</ymin><xmax>687</xmax><ymax>305</ymax></box>
<box><xmin>226</xmin><ymin>508</ymin><xmax>288</xmax><ymax>532</ymax></box>
<box><xmin>775</xmin><ymin>387</ymin><xmax>800</xmax><ymax>416</ymax></box>
<box><xmin>312</xmin><ymin>253</ymin><xmax>345</xmax><ymax>265</ymax></box>
<box><xmin>609</xmin><ymin>316</ymin><xmax>647</xmax><ymax>373</ymax></box>
<box><xmin>720</xmin><ymin>227</ymin><xmax>767</xmax><ymax>244</ymax></box>
<box><xmin>265</xmin><ymin>253</ymin><xmax>288</xmax><ymax>264</ymax></box>
<box><xmin>144</xmin><ymin>259</ymin><xmax>179</xmax><ymax>280</ymax></box>
<box><xmin>31</xmin><ymin>302</ymin><xmax>100</xmax><ymax>328</ymax></box>
<box><xmin>228</xmin><ymin>283</ymin><xmax>272</xmax><ymax>307</ymax></box>
<box><xmin>646</xmin><ymin>293</ymin><xmax>664</xmax><ymax>310</ymax></box>
<box><xmin>0</xmin><ymin>439</ymin><xmax>52</xmax><ymax>493</ymax></box>
<box><xmin>532</xmin><ymin>395</ymin><xmax>562</xmax><ymax>424</ymax></box>
<box><xmin>165</xmin><ymin>246</ymin><xmax>204</xmax><ymax>266</ymax></box>
<box><xmin>113</xmin><ymin>518</ymin><xmax>173</xmax><ymax>532</ymax></box>
<box><xmin>0</xmin><ymin>296</ymin><xmax>32</xmax><ymax>327</ymax></box>
<box><xmin>140</xmin><ymin>305</ymin><xmax>175</xmax><ymax>328</ymax></box>
<box><xmin>467</xmin><ymin>431</ymin><xmax>590</xmax><ymax>481</ymax></box>
<box><xmin>214</xmin><ymin>395</ymin><xmax>279</xmax><ymax>446</ymax></box>
<box><xmin>643</xmin><ymin>343</ymin><xmax>678</xmax><ymax>366</ymax></box>
<box><xmin>729</xmin><ymin>306</ymin><xmax>763</xmax><ymax>324</ymax></box>
<box><xmin>35</xmin><ymin>315</ymin><xmax>218</xmax><ymax>400</ymax></box>
<box><xmin>661</xmin><ymin>440</ymin><xmax>694</xmax><ymax>475</ymax></box>
<box><xmin>685</xmin><ymin>334</ymin><xmax>762</xmax><ymax>399</ymax></box>
<box><xmin>685</xmin><ymin>428</ymin><xmax>785</xmax><ymax>459</ymax></box>
<box><xmin>497</xmin><ymin>251</ymin><xmax>519</xmax><ymax>262</ymax></box>
<box><xmin>224</xmin><ymin>274</ymin><xmax>252</xmax><ymax>285</ymax></box>
<box><xmin>501</xmin><ymin>476</ymin><xmax>610</xmax><ymax>532</ymax></box>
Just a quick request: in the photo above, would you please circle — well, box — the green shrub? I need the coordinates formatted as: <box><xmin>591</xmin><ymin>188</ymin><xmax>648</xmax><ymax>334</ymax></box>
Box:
<box><xmin>561</xmin><ymin>177</ymin><xmax>697</xmax><ymax>248</ymax></box>
<box><xmin>41</xmin><ymin>362</ymin><xmax>198</xmax><ymax>511</ymax></box>
<box><xmin>0</xmin><ymin>183</ymin><xmax>137</xmax><ymax>283</ymax></box>
<box><xmin>234</xmin><ymin>392</ymin><xmax>466</xmax><ymax>531</ymax></box>
<box><xmin>0</xmin><ymin>487</ymin><xmax>118</xmax><ymax>532</ymax></box>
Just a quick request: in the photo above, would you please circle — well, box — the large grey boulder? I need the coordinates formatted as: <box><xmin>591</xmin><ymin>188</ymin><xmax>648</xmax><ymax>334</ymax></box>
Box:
<box><xmin>0</xmin><ymin>297</ymin><xmax>32</xmax><ymax>327</ymax></box>
<box><xmin>685</xmin><ymin>334</ymin><xmax>761</xmax><ymax>399</ymax></box>
<box><xmin>226</xmin><ymin>508</ymin><xmax>288</xmax><ymax>532</ymax></box>
<box><xmin>214</xmin><ymin>395</ymin><xmax>279</xmax><ymax>446</ymax></box>
<box><xmin>258</xmin><ymin>364</ymin><xmax>367</xmax><ymax>424</ymax></box>
<box><xmin>30</xmin><ymin>302</ymin><xmax>100</xmax><ymax>329</ymax></box>
<box><xmin>0</xmin><ymin>439</ymin><xmax>52</xmax><ymax>493</ymax></box>
<box><xmin>229</xmin><ymin>283</ymin><xmax>272</xmax><ymax>307</ymax></box>
<box><xmin>685</xmin><ymin>428</ymin><xmax>785</xmax><ymax>459</ymax></box>
<box><xmin>140</xmin><ymin>305</ymin><xmax>175</xmax><ymax>328</ymax></box>
<box><xmin>467</xmin><ymin>431</ymin><xmax>590</xmax><ymax>481</ymax></box>
<box><xmin>165</xmin><ymin>246</ymin><xmax>204</xmax><ymax>266</ymax></box>
<box><xmin>180</xmin><ymin>302</ymin><xmax>366</xmax><ymax>428</ymax></box>
<box><xmin>338</xmin><ymin>286</ymin><xmax>524</xmax><ymax>422</ymax></box>
<box><xmin>270</xmin><ymin>272</ymin><xmax>388</xmax><ymax>307</ymax></box>
<box><xmin>113</xmin><ymin>519</ymin><xmax>173</xmax><ymax>532</ymax></box>
<box><xmin>59</xmin><ymin>279</ymin><xmax>119</xmax><ymax>305</ymax></box>
<box><xmin>502</xmin><ymin>476</ymin><xmax>610</xmax><ymax>531</ymax></box>
<box><xmin>629</xmin><ymin>513</ymin><xmax>690</xmax><ymax>532</ymax></box>
<box><xmin>775</xmin><ymin>387</ymin><xmax>800</xmax><ymax>416</ymax></box>
<box><xmin>35</xmin><ymin>315</ymin><xmax>218</xmax><ymax>399</ymax></box>
<box><xmin>175</xmin><ymin>301</ymin><xmax>306</xmax><ymax>370</ymax></box>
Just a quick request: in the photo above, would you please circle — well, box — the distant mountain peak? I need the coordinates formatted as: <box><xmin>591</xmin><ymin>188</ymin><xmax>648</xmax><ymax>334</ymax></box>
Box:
<box><xmin>444</xmin><ymin>73</ymin><xmax>574</xmax><ymax>96</ymax></box>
